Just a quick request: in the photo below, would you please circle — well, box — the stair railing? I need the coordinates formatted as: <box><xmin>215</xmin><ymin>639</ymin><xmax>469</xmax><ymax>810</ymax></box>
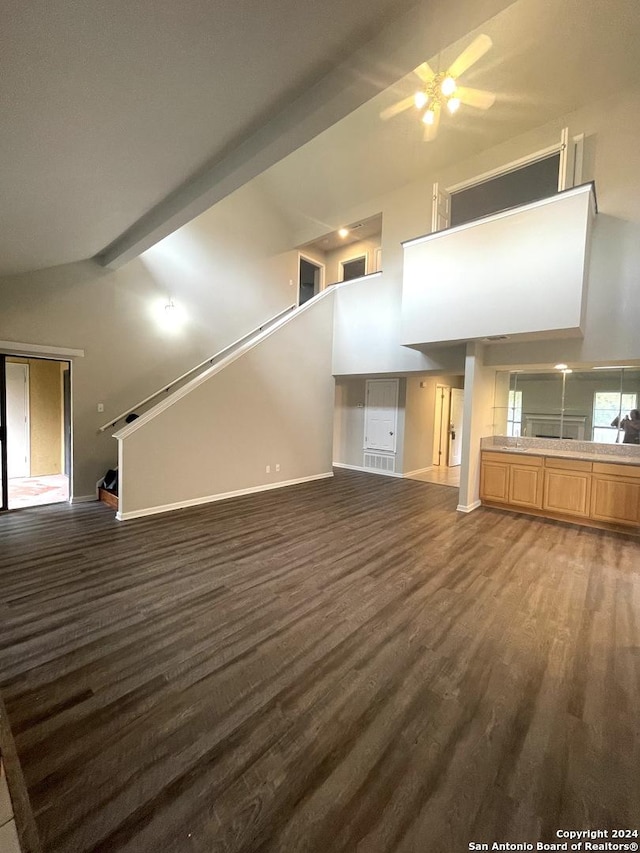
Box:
<box><xmin>99</xmin><ymin>303</ymin><xmax>296</xmax><ymax>432</ymax></box>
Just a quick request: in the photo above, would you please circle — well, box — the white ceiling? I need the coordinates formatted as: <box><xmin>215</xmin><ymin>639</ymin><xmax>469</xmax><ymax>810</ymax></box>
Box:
<box><xmin>2</xmin><ymin>0</ymin><xmax>511</xmax><ymax>275</ymax></box>
<box><xmin>259</xmin><ymin>0</ymin><xmax>640</xmax><ymax>240</ymax></box>
<box><xmin>2</xmin><ymin>0</ymin><xmax>639</xmax><ymax>277</ymax></box>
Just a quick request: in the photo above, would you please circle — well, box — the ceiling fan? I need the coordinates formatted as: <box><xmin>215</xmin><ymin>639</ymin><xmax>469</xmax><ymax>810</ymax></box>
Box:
<box><xmin>380</xmin><ymin>34</ymin><xmax>496</xmax><ymax>141</ymax></box>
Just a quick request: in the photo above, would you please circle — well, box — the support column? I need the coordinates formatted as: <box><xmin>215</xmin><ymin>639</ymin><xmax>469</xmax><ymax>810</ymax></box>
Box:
<box><xmin>458</xmin><ymin>342</ymin><xmax>497</xmax><ymax>512</ymax></box>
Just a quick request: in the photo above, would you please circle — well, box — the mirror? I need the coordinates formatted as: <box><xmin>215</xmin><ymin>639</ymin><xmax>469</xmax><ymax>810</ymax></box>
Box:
<box><xmin>493</xmin><ymin>368</ymin><xmax>640</xmax><ymax>443</ymax></box>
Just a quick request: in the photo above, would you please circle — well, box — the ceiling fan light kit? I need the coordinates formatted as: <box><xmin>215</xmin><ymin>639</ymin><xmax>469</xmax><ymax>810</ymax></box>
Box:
<box><xmin>380</xmin><ymin>33</ymin><xmax>496</xmax><ymax>141</ymax></box>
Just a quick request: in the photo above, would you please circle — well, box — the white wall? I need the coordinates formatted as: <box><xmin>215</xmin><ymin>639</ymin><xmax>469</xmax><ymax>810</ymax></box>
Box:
<box><xmin>0</xmin><ymin>181</ymin><xmax>297</xmax><ymax>499</ymax></box>
<box><xmin>118</xmin><ymin>294</ymin><xmax>335</xmax><ymax>518</ymax></box>
<box><xmin>325</xmin><ymin>86</ymin><xmax>640</xmax><ymax>377</ymax></box>
<box><xmin>401</xmin><ymin>186</ymin><xmax>594</xmax><ymax>346</ymax></box>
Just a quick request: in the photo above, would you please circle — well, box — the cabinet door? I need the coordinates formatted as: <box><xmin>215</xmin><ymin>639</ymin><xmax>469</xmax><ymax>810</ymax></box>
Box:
<box><xmin>591</xmin><ymin>476</ymin><xmax>640</xmax><ymax>526</ymax></box>
<box><xmin>508</xmin><ymin>464</ymin><xmax>543</xmax><ymax>508</ymax></box>
<box><xmin>480</xmin><ymin>460</ymin><xmax>509</xmax><ymax>503</ymax></box>
<box><xmin>543</xmin><ymin>470</ymin><xmax>591</xmax><ymax>517</ymax></box>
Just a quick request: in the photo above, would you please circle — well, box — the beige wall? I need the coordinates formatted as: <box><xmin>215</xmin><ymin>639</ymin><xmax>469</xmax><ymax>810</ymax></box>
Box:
<box><xmin>333</xmin><ymin>376</ymin><xmax>406</xmax><ymax>472</ymax></box>
<box><xmin>118</xmin><ymin>294</ymin><xmax>335</xmax><ymax>517</ymax></box>
<box><xmin>403</xmin><ymin>374</ymin><xmax>464</xmax><ymax>474</ymax></box>
<box><xmin>4</xmin><ymin>86</ymin><xmax>640</xmax><ymax>503</ymax></box>
<box><xmin>7</xmin><ymin>357</ymin><xmax>65</xmax><ymax>476</ymax></box>
<box><xmin>0</xmin><ymin>181</ymin><xmax>297</xmax><ymax>499</ymax></box>
<box><xmin>333</xmin><ymin>373</ymin><xmax>467</xmax><ymax>475</ymax></box>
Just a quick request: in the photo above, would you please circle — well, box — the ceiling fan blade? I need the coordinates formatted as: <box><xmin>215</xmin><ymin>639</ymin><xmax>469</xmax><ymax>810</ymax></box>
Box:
<box><xmin>414</xmin><ymin>61</ymin><xmax>435</xmax><ymax>84</ymax></box>
<box><xmin>379</xmin><ymin>95</ymin><xmax>417</xmax><ymax>121</ymax></box>
<box><xmin>456</xmin><ymin>86</ymin><xmax>496</xmax><ymax>110</ymax></box>
<box><xmin>423</xmin><ymin>105</ymin><xmax>441</xmax><ymax>142</ymax></box>
<box><xmin>447</xmin><ymin>34</ymin><xmax>492</xmax><ymax>79</ymax></box>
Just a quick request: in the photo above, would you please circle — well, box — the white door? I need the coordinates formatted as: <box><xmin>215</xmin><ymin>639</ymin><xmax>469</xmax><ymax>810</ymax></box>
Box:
<box><xmin>448</xmin><ymin>389</ymin><xmax>464</xmax><ymax>467</ymax></box>
<box><xmin>364</xmin><ymin>379</ymin><xmax>398</xmax><ymax>452</ymax></box>
<box><xmin>6</xmin><ymin>363</ymin><xmax>30</xmax><ymax>478</ymax></box>
<box><xmin>431</xmin><ymin>182</ymin><xmax>451</xmax><ymax>233</ymax></box>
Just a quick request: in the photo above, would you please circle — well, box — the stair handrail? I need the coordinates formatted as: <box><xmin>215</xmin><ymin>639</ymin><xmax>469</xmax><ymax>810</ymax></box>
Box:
<box><xmin>99</xmin><ymin>303</ymin><xmax>297</xmax><ymax>432</ymax></box>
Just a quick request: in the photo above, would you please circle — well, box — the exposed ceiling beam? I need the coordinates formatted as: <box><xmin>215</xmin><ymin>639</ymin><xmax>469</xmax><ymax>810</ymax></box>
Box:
<box><xmin>96</xmin><ymin>0</ymin><xmax>517</xmax><ymax>268</ymax></box>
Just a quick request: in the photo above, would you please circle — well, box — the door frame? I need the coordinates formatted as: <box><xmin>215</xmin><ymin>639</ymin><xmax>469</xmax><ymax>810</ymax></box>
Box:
<box><xmin>448</xmin><ymin>388</ymin><xmax>464</xmax><ymax>468</ymax></box>
<box><xmin>6</xmin><ymin>361</ymin><xmax>31</xmax><ymax>480</ymax></box>
<box><xmin>433</xmin><ymin>384</ymin><xmax>451</xmax><ymax>467</ymax></box>
<box><xmin>0</xmin><ymin>355</ymin><xmax>7</xmax><ymax>511</ymax></box>
<box><xmin>340</xmin><ymin>253</ymin><xmax>368</xmax><ymax>282</ymax></box>
<box><xmin>297</xmin><ymin>252</ymin><xmax>325</xmax><ymax>306</ymax></box>
<box><xmin>1</xmin><ymin>352</ymin><xmax>74</xmax><ymax>510</ymax></box>
<box><xmin>364</xmin><ymin>378</ymin><xmax>399</xmax><ymax>453</ymax></box>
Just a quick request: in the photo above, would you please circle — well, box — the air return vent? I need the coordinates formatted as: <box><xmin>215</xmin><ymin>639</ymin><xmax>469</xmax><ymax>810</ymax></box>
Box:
<box><xmin>363</xmin><ymin>453</ymin><xmax>396</xmax><ymax>473</ymax></box>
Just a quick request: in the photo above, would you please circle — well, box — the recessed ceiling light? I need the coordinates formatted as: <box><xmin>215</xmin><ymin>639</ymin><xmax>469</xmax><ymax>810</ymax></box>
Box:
<box><xmin>338</xmin><ymin>228</ymin><xmax>349</xmax><ymax>238</ymax></box>
<box><xmin>554</xmin><ymin>363</ymin><xmax>568</xmax><ymax>370</ymax></box>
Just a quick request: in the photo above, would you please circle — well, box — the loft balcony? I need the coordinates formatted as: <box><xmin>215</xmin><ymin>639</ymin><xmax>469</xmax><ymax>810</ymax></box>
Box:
<box><xmin>400</xmin><ymin>183</ymin><xmax>597</xmax><ymax>347</ymax></box>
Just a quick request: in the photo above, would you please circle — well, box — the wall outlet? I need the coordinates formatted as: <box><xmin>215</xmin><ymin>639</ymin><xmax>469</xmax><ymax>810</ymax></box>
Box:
<box><xmin>275</xmin><ymin>463</ymin><xmax>280</xmax><ymax>472</ymax></box>
<box><xmin>265</xmin><ymin>465</ymin><xmax>270</xmax><ymax>474</ymax></box>
<box><xmin>97</xmin><ymin>403</ymin><xmax>104</xmax><ymax>413</ymax></box>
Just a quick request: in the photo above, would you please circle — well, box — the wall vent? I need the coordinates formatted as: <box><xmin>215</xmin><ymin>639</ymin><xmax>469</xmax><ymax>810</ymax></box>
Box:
<box><xmin>363</xmin><ymin>453</ymin><xmax>396</xmax><ymax>473</ymax></box>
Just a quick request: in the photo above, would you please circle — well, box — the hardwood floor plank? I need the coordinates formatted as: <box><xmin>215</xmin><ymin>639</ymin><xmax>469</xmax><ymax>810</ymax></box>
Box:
<box><xmin>0</xmin><ymin>469</ymin><xmax>638</xmax><ymax>852</ymax></box>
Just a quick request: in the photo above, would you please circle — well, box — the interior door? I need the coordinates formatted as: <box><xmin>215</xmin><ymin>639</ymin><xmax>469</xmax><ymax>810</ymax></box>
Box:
<box><xmin>0</xmin><ymin>356</ymin><xmax>8</xmax><ymax>510</ymax></box>
<box><xmin>448</xmin><ymin>389</ymin><xmax>464</xmax><ymax>467</ymax></box>
<box><xmin>364</xmin><ymin>379</ymin><xmax>398</xmax><ymax>452</ymax></box>
<box><xmin>431</xmin><ymin>182</ymin><xmax>451</xmax><ymax>233</ymax></box>
<box><xmin>6</xmin><ymin>362</ymin><xmax>30</xmax><ymax>478</ymax></box>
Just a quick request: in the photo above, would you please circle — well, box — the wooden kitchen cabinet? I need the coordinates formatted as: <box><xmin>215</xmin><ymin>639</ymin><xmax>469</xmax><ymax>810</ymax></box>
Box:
<box><xmin>479</xmin><ymin>452</ymin><xmax>510</xmax><ymax>503</ymax></box>
<box><xmin>543</xmin><ymin>458</ymin><xmax>592</xmax><ymax>518</ymax></box>
<box><xmin>508</xmin><ymin>456</ymin><xmax>544</xmax><ymax>508</ymax></box>
<box><xmin>591</xmin><ymin>462</ymin><xmax>640</xmax><ymax>525</ymax></box>
<box><xmin>480</xmin><ymin>451</ymin><xmax>640</xmax><ymax>532</ymax></box>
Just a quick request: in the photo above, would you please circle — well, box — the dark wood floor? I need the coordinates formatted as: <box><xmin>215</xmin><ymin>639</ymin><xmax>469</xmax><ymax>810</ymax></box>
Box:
<box><xmin>0</xmin><ymin>470</ymin><xmax>638</xmax><ymax>853</ymax></box>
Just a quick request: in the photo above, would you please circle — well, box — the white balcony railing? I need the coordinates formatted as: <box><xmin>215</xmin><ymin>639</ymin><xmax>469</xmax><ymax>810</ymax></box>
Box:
<box><xmin>400</xmin><ymin>183</ymin><xmax>597</xmax><ymax>347</ymax></box>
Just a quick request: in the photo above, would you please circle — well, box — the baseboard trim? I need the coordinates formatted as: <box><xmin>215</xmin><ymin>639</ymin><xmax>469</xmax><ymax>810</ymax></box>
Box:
<box><xmin>332</xmin><ymin>462</ymin><xmax>403</xmax><ymax>478</ymax></box>
<box><xmin>116</xmin><ymin>472</ymin><xmax>334</xmax><ymax>521</ymax></box>
<box><xmin>456</xmin><ymin>500</ymin><xmax>482</xmax><ymax>513</ymax></box>
<box><xmin>72</xmin><ymin>495</ymin><xmax>98</xmax><ymax>504</ymax></box>
<box><xmin>403</xmin><ymin>466</ymin><xmax>433</xmax><ymax>477</ymax></box>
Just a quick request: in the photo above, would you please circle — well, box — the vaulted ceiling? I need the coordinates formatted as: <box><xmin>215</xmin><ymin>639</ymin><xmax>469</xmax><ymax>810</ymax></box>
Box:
<box><xmin>2</xmin><ymin>0</ymin><xmax>639</xmax><ymax>277</ymax></box>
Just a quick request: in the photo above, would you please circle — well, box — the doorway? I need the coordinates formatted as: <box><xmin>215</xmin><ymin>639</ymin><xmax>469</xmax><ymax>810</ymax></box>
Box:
<box><xmin>1</xmin><ymin>356</ymin><xmax>71</xmax><ymax>510</ymax></box>
<box><xmin>432</xmin><ymin>385</ymin><xmax>464</xmax><ymax>468</ymax></box>
<box><xmin>298</xmin><ymin>255</ymin><xmax>324</xmax><ymax>306</ymax></box>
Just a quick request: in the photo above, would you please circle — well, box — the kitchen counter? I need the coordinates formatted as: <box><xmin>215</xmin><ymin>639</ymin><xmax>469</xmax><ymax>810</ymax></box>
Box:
<box><xmin>480</xmin><ymin>438</ymin><xmax>640</xmax><ymax>532</ymax></box>
<box><xmin>481</xmin><ymin>436</ymin><xmax>640</xmax><ymax>466</ymax></box>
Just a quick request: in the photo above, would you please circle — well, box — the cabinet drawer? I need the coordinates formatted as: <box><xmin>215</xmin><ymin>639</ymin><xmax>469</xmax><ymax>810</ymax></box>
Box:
<box><xmin>482</xmin><ymin>451</ymin><xmax>542</xmax><ymax>467</ymax></box>
<box><xmin>544</xmin><ymin>457</ymin><xmax>592</xmax><ymax>473</ymax></box>
<box><xmin>592</xmin><ymin>462</ymin><xmax>640</xmax><ymax>480</ymax></box>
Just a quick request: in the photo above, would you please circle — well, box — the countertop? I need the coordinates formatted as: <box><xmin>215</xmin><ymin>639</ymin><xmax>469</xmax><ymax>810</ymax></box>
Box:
<box><xmin>482</xmin><ymin>445</ymin><xmax>640</xmax><ymax>465</ymax></box>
